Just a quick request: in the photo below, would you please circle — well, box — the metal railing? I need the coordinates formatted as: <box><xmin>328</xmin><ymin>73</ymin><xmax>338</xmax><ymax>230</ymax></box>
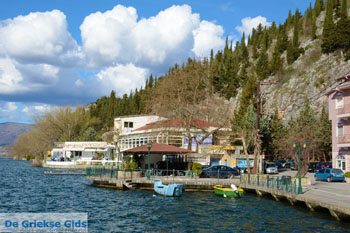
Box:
<box><xmin>240</xmin><ymin>174</ymin><xmax>299</xmax><ymax>194</ymax></box>
<box><xmin>86</xmin><ymin>167</ymin><xmax>201</xmax><ymax>180</ymax></box>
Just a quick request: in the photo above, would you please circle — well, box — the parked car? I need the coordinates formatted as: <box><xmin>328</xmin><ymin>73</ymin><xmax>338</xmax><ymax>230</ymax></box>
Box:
<box><xmin>200</xmin><ymin>165</ymin><xmax>240</xmax><ymax>178</ymax></box>
<box><xmin>264</xmin><ymin>162</ymin><xmax>278</xmax><ymax>174</ymax></box>
<box><xmin>284</xmin><ymin>161</ymin><xmax>295</xmax><ymax>168</ymax></box>
<box><xmin>320</xmin><ymin>162</ymin><xmax>332</xmax><ymax>169</ymax></box>
<box><xmin>308</xmin><ymin>162</ymin><xmax>322</xmax><ymax>173</ymax></box>
<box><xmin>314</xmin><ymin>168</ymin><xmax>345</xmax><ymax>182</ymax></box>
<box><xmin>275</xmin><ymin>160</ymin><xmax>286</xmax><ymax>169</ymax></box>
<box><xmin>287</xmin><ymin>161</ymin><xmax>296</xmax><ymax>170</ymax></box>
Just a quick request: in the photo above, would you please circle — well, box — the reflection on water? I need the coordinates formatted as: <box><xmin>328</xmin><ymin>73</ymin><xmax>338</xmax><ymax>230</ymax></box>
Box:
<box><xmin>1</xmin><ymin>158</ymin><xmax>350</xmax><ymax>233</ymax></box>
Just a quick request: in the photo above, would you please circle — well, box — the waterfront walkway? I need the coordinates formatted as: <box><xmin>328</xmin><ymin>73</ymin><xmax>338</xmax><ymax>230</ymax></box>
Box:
<box><xmin>86</xmin><ymin>170</ymin><xmax>350</xmax><ymax>221</ymax></box>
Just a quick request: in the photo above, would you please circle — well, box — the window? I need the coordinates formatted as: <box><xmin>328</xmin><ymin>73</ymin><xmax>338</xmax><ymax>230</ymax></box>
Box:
<box><xmin>336</xmin><ymin>96</ymin><xmax>344</xmax><ymax>109</ymax></box>
<box><xmin>337</xmin><ymin>124</ymin><xmax>344</xmax><ymax>137</ymax></box>
<box><xmin>124</xmin><ymin>122</ymin><xmax>134</xmax><ymax>128</ymax></box>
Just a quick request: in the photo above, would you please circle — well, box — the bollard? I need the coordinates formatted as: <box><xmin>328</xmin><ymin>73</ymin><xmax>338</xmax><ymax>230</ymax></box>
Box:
<box><xmin>124</xmin><ymin>168</ymin><xmax>126</xmax><ymax>180</ymax></box>
<box><xmin>173</xmin><ymin>169</ymin><xmax>175</xmax><ymax>183</ymax></box>
<box><xmin>286</xmin><ymin>179</ymin><xmax>288</xmax><ymax>192</ymax></box>
<box><xmin>277</xmin><ymin>177</ymin><xmax>280</xmax><ymax>190</ymax></box>
<box><xmin>257</xmin><ymin>174</ymin><xmax>260</xmax><ymax>186</ymax></box>
<box><xmin>267</xmin><ymin>176</ymin><xmax>269</xmax><ymax>188</ymax></box>
<box><xmin>294</xmin><ymin>180</ymin><xmax>297</xmax><ymax>194</ymax></box>
<box><xmin>217</xmin><ymin>170</ymin><xmax>220</xmax><ymax>183</ymax></box>
<box><xmin>248</xmin><ymin>173</ymin><xmax>250</xmax><ymax>185</ymax></box>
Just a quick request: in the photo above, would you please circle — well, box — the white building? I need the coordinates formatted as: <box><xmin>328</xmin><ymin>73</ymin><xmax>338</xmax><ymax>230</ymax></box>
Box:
<box><xmin>44</xmin><ymin>141</ymin><xmax>117</xmax><ymax>168</ymax></box>
<box><xmin>114</xmin><ymin>115</ymin><xmax>239</xmax><ymax>165</ymax></box>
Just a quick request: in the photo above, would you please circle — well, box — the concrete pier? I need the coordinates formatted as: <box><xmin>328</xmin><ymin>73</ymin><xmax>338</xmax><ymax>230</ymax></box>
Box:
<box><xmin>86</xmin><ymin>175</ymin><xmax>350</xmax><ymax>221</ymax></box>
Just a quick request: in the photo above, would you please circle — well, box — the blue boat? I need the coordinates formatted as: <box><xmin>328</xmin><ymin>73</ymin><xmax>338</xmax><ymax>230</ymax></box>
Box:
<box><xmin>154</xmin><ymin>179</ymin><xmax>183</xmax><ymax>197</ymax></box>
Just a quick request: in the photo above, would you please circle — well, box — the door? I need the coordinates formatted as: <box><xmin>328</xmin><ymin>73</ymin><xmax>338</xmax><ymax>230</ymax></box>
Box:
<box><xmin>337</xmin><ymin>155</ymin><xmax>346</xmax><ymax>171</ymax></box>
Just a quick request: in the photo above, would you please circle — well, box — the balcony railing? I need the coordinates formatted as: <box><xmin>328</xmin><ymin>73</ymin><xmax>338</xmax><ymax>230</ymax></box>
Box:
<box><xmin>336</xmin><ymin>104</ymin><xmax>350</xmax><ymax>116</ymax></box>
<box><xmin>337</xmin><ymin>134</ymin><xmax>350</xmax><ymax>144</ymax></box>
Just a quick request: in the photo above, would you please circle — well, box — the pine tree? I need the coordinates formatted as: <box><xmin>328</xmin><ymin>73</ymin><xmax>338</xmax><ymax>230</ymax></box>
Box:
<box><xmin>305</xmin><ymin>3</ymin><xmax>313</xmax><ymax>36</ymax></box>
<box><xmin>322</xmin><ymin>0</ymin><xmax>337</xmax><ymax>53</ymax></box>
<box><xmin>287</xmin><ymin>41</ymin><xmax>295</xmax><ymax>64</ymax></box>
<box><xmin>256</xmin><ymin>47</ymin><xmax>270</xmax><ymax>80</ymax></box>
<box><xmin>210</xmin><ymin>49</ymin><xmax>214</xmax><ymax>65</ymax></box>
<box><xmin>341</xmin><ymin>0</ymin><xmax>348</xmax><ymax>18</ymax></box>
<box><xmin>240</xmin><ymin>33</ymin><xmax>249</xmax><ymax>66</ymax></box>
<box><xmin>286</xmin><ymin>9</ymin><xmax>293</xmax><ymax>28</ymax></box>
<box><xmin>312</xmin><ymin>11</ymin><xmax>317</xmax><ymax>40</ymax></box>
<box><xmin>315</xmin><ymin>0</ymin><xmax>324</xmax><ymax>17</ymax></box>
<box><xmin>279</xmin><ymin>25</ymin><xmax>289</xmax><ymax>53</ymax></box>
<box><xmin>271</xmin><ymin>36</ymin><xmax>283</xmax><ymax>73</ymax></box>
<box><xmin>316</xmin><ymin>107</ymin><xmax>332</xmax><ymax>161</ymax></box>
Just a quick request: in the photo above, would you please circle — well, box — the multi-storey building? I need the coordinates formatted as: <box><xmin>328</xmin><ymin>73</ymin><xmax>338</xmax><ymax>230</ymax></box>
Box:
<box><xmin>114</xmin><ymin>115</ymin><xmax>242</xmax><ymax>165</ymax></box>
<box><xmin>328</xmin><ymin>72</ymin><xmax>350</xmax><ymax>172</ymax></box>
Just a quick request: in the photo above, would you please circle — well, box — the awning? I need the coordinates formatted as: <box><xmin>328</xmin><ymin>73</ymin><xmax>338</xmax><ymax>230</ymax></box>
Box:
<box><xmin>124</xmin><ymin>142</ymin><xmax>192</xmax><ymax>154</ymax></box>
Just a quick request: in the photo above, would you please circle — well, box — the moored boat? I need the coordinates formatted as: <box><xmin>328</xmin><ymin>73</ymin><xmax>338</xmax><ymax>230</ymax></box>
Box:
<box><xmin>154</xmin><ymin>179</ymin><xmax>183</xmax><ymax>197</ymax></box>
<box><xmin>214</xmin><ymin>184</ymin><xmax>244</xmax><ymax>198</ymax></box>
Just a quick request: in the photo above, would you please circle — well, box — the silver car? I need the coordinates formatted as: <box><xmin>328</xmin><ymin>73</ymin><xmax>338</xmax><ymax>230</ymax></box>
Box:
<box><xmin>265</xmin><ymin>162</ymin><xmax>278</xmax><ymax>174</ymax></box>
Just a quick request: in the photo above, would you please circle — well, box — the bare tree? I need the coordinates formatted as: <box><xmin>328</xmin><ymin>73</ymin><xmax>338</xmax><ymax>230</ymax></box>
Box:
<box><xmin>148</xmin><ymin>59</ymin><xmax>233</xmax><ymax>151</ymax></box>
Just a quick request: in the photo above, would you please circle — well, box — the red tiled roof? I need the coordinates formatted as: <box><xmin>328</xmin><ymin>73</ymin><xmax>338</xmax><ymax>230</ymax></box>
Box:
<box><xmin>135</xmin><ymin>118</ymin><xmax>218</xmax><ymax>131</ymax></box>
<box><xmin>124</xmin><ymin>142</ymin><xmax>192</xmax><ymax>154</ymax></box>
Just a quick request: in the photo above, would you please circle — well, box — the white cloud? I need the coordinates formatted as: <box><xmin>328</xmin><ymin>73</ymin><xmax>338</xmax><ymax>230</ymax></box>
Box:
<box><xmin>0</xmin><ymin>58</ymin><xmax>26</xmax><ymax>94</ymax></box>
<box><xmin>21</xmin><ymin>104</ymin><xmax>51</xmax><ymax>115</ymax></box>
<box><xmin>83</xmin><ymin>63</ymin><xmax>148</xmax><ymax>97</ymax></box>
<box><xmin>4</xmin><ymin>102</ymin><xmax>18</xmax><ymax>112</ymax></box>
<box><xmin>0</xmin><ymin>4</ymin><xmax>228</xmax><ymax>123</ymax></box>
<box><xmin>0</xmin><ymin>10</ymin><xmax>83</xmax><ymax>66</ymax></box>
<box><xmin>236</xmin><ymin>16</ymin><xmax>271</xmax><ymax>35</ymax></box>
<box><xmin>81</xmin><ymin>4</ymin><xmax>224</xmax><ymax>68</ymax></box>
<box><xmin>192</xmin><ymin>20</ymin><xmax>225</xmax><ymax>57</ymax></box>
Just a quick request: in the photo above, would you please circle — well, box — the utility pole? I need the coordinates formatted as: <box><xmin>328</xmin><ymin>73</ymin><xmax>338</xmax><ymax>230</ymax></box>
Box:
<box><xmin>256</xmin><ymin>81</ymin><xmax>278</xmax><ymax>174</ymax></box>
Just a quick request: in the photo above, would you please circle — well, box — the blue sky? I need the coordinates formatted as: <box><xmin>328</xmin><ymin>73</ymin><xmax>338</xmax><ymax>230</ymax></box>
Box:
<box><xmin>0</xmin><ymin>0</ymin><xmax>314</xmax><ymax>123</ymax></box>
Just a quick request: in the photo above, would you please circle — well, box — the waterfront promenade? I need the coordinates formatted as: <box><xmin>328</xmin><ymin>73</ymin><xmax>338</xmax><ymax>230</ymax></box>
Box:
<box><xmin>87</xmin><ymin>170</ymin><xmax>350</xmax><ymax>221</ymax></box>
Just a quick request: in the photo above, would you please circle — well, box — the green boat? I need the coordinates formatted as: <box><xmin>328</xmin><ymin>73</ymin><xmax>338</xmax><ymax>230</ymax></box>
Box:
<box><xmin>214</xmin><ymin>185</ymin><xmax>244</xmax><ymax>198</ymax></box>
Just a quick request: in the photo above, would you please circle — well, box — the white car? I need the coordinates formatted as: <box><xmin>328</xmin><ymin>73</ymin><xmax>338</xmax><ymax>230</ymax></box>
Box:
<box><xmin>265</xmin><ymin>162</ymin><xmax>278</xmax><ymax>174</ymax></box>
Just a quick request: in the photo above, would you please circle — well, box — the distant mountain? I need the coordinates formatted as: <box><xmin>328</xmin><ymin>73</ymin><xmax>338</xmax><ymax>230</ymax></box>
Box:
<box><xmin>0</xmin><ymin>122</ymin><xmax>33</xmax><ymax>146</ymax></box>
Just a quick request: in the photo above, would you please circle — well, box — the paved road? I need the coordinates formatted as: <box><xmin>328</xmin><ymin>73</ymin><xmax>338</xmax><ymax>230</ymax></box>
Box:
<box><xmin>270</xmin><ymin>169</ymin><xmax>350</xmax><ymax>210</ymax></box>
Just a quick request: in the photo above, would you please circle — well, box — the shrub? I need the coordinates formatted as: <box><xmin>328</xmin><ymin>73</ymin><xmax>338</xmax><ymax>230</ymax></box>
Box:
<box><xmin>192</xmin><ymin>162</ymin><xmax>202</xmax><ymax>176</ymax></box>
<box><xmin>344</xmin><ymin>172</ymin><xmax>350</xmax><ymax>178</ymax></box>
<box><xmin>121</xmin><ymin>155</ymin><xmax>138</xmax><ymax>171</ymax></box>
<box><xmin>25</xmin><ymin>154</ymin><xmax>32</xmax><ymax>161</ymax></box>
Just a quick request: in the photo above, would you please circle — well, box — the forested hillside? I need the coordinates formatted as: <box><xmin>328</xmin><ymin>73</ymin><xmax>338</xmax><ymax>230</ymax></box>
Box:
<box><xmin>9</xmin><ymin>0</ymin><xmax>350</xmax><ymax>166</ymax></box>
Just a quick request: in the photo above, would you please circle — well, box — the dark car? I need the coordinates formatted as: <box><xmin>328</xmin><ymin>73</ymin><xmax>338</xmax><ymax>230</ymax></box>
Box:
<box><xmin>200</xmin><ymin>165</ymin><xmax>240</xmax><ymax>179</ymax></box>
<box><xmin>275</xmin><ymin>160</ymin><xmax>286</xmax><ymax>169</ymax></box>
<box><xmin>284</xmin><ymin>161</ymin><xmax>295</xmax><ymax>169</ymax></box>
<box><xmin>289</xmin><ymin>161</ymin><xmax>297</xmax><ymax>170</ymax></box>
<box><xmin>308</xmin><ymin>162</ymin><xmax>322</xmax><ymax>173</ymax></box>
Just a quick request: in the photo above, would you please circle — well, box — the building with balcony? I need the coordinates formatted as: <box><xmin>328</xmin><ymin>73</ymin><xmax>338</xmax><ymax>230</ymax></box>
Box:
<box><xmin>328</xmin><ymin>72</ymin><xmax>350</xmax><ymax>172</ymax></box>
<box><xmin>114</xmin><ymin>115</ymin><xmax>243</xmax><ymax>166</ymax></box>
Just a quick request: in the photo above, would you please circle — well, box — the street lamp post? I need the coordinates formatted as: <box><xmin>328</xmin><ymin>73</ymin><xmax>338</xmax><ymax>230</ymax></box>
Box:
<box><xmin>293</xmin><ymin>141</ymin><xmax>306</xmax><ymax>194</ymax></box>
<box><xmin>146</xmin><ymin>142</ymin><xmax>152</xmax><ymax>180</ymax></box>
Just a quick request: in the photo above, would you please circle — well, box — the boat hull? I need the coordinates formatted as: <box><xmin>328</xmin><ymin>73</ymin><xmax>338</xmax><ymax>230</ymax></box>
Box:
<box><xmin>214</xmin><ymin>185</ymin><xmax>244</xmax><ymax>198</ymax></box>
<box><xmin>154</xmin><ymin>180</ymin><xmax>183</xmax><ymax>197</ymax></box>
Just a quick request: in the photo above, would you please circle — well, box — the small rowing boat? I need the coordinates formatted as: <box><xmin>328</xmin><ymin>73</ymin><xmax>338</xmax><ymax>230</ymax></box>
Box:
<box><xmin>154</xmin><ymin>179</ymin><xmax>183</xmax><ymax>197</ymax></box>
<box><xmin>214</xmin><ymin>184</ymin><xmax>244</xmax><ymax>198</ymax></box>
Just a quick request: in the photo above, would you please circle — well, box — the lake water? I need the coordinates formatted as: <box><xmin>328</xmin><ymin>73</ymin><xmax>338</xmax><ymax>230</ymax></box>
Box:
<box><xmin>1</xmin><ymin>158</ymin><xmax>350</xmax><ymax>232</ymax></box>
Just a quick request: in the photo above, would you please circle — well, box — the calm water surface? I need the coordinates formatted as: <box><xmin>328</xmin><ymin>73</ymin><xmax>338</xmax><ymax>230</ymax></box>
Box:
<box><xmin>1</xmin><ymin>158</ymin><xmax>350</xmax><ymax>233</ymax></box>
